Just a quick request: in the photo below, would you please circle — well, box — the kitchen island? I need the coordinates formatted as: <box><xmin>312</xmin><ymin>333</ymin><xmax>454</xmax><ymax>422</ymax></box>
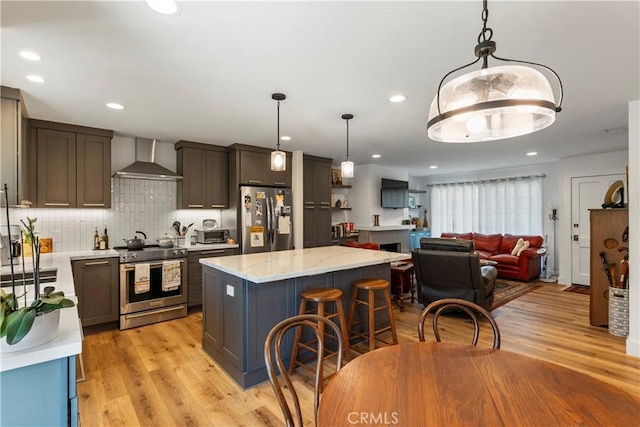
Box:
<box><xmin>200</xmin><ymin>245</ymin><xmax>408</xmax><ymax>388</ymax></box>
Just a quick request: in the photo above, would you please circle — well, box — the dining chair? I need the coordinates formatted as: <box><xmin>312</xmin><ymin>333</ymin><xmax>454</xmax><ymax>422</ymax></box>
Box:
<box><xmin>418</xmin><ymin>298</ymin><xmax>501</xmax><ymax>349</ymax></box>
<box><xmin>264</xmin><ymin>314</ymin><xmax>345</xmax><ymax>427</ymax></box>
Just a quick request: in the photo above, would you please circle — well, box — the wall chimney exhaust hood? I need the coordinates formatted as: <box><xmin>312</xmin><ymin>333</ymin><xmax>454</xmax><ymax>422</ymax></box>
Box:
<box><xmin>113</xmin><ymin>138</ymin><xmax>182</xmax><ymax>181</ymax></box>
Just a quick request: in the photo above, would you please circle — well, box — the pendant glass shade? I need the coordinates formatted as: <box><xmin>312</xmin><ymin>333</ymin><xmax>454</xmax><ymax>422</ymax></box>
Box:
<box><xmin>341</xmin><ymin>160</ymin><xmax>354</xmax><ymax>178</ymax></box>
<box><xmin>271</xmin><ymin>150</ymin><xmax>286</xmax><ymax>172</ymax></box>
<box><xmin>427</xmin><ymin>65</ymin><xmax>557</xmax><ymax>143</ymax></box>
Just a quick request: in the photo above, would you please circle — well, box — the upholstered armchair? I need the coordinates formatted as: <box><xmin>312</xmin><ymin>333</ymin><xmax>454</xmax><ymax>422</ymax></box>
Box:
<box><xmin>411</xmin><ymin>238</ymin><xmax>497</xmax><ymax>311</ymax></box>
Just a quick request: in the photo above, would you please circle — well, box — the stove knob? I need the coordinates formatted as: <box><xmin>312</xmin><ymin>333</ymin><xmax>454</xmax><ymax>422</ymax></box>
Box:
<box><xmin>121</xmin><ymin>254</ymin><xmax>127</xmax><ymax>261</ymax></box>
<box><xmin>131</xmin><ymin>253</ymin><xmax>137</xmax><ymax>259</ymax></box>
<box><xmin>172</xmin><ymin>250</ymin><xmax>178</xmax><ymax>256</ymax></box>
<box><xmin>180</xmin><ymin>249</ymin><xmax>187</xmax><ymax>256</ymax></box>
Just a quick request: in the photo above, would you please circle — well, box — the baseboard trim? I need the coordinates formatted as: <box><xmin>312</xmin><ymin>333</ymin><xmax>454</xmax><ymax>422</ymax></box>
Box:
<box><xmin>626</xmin><ymin>338</ymin><xmax>640</xmax><ymax>357</ymax></box>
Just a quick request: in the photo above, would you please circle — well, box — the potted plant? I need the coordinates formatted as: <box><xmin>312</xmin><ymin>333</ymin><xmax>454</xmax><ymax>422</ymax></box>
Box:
<box><xmin>1</xmin><ymin>286</ymin><xmax>75</xmax><ymax>346</ymax></box>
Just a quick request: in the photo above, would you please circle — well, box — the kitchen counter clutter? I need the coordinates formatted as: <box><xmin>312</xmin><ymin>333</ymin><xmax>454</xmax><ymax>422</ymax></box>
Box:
<box><xmin>200</xmin><ymin>245</ymin><xmax>408</xmax><ymax>388</ymax></box>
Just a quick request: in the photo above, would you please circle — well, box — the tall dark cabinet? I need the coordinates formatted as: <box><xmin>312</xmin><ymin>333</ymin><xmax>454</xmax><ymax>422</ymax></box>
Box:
<box><xmin>303</xmin><ymin>155</ymin><xmax>332</xmax><ymax>248</ymax></box>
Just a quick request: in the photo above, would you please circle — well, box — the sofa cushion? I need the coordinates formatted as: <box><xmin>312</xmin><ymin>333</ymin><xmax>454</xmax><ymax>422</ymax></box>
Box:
<box><xmin>440</xmin><ymin>232</ymin><xmax>473</xmax><ymax>241</ymax></box>
<box><xmin>472</xmin><ymin>233</ymin><xmax>502</xmax><ymax>254</ymax></box>
<box><xmin>489</xmin><ymin>253</ymin><xmax>520</xmax><ymax>266</ymax></box>
<box><xmin>516</xmin><ymin>241</ymin><xmax>531</xmax><ymax>256</ymax></box>
<box><xmin>501</xmin><ymin>234</ymin><xmax>544</xmax><ymax>253</ymax></box>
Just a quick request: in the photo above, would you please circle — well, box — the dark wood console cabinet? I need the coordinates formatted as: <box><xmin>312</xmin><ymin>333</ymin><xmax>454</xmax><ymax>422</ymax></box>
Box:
<box><xmin>589</xmin><ymin>209</ymin><xmax>629</xmax><ymax>327</ymax></box>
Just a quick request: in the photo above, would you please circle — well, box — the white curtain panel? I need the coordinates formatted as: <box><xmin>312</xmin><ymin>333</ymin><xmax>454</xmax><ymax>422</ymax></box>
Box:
<box><xmin>430</xmin><ymin>177</ymin><xmax>543</xmax><ymax>237</ymax></box>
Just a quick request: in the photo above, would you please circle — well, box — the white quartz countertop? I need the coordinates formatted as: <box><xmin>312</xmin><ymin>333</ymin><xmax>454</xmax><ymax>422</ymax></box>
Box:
<box><xmin>356</xmin><ymin>225</ymin><xmax>416</xmax><ymax>231</ymax></box>
<box><xmin>200</xmin><ymin>246</ymin><xmax>410</xmax><ymax>283</ymax></box>
<box><xmin>1</xmin><ymin>302</ymin><xmax>82</xmax><ymax>372</ymax></box>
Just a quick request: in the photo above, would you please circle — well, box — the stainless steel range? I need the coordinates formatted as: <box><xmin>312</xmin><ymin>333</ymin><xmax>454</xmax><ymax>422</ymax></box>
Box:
<box><xmin>114</xmin><ymin>245</ymin><xmax>188</xmax><ymax>330</ymax></box>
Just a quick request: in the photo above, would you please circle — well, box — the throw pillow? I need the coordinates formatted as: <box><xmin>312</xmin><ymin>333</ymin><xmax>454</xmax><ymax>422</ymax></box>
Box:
<box><xmin>516</xmin><ymin>240</ymin><xmax>531</xmax><ymax>256</ymax></box>
<box><xmin>511</xmin><ymin>238</ymin><xmax>525</xmax><ymax>256</ymax></box>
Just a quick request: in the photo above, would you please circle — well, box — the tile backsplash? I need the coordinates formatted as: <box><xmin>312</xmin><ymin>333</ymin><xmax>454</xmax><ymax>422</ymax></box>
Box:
<box><xmin>7</xmin><ymin>179</ymin><xmax>223</xmax><ymax>252</ymax></box>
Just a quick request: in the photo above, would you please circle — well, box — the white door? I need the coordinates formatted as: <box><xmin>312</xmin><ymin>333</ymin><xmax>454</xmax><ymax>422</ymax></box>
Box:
<box><xmin>571</xmin><ymin>174</ymin><xmax>625</xmax><ymax>285</ymax></box>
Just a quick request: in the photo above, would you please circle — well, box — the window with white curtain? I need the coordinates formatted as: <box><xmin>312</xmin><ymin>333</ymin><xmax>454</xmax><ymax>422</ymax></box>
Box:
<box><xmin>429</xmin><ymin>175</ymin><xmax>544</xmax><ymax>237</ymax></box>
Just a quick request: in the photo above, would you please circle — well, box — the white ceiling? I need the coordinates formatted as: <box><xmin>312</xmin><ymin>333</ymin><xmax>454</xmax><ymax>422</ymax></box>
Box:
<box><xmin>1</xmin><ymin>1</ymin><xmax>638</xmax><ymax>177</ymax></box>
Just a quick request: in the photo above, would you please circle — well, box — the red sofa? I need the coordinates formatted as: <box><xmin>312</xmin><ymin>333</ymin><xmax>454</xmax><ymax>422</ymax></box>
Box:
<box><xmin>440</xmin><ymin>233</ymin><xmax>543</xmax><ymax>281</ymax></box>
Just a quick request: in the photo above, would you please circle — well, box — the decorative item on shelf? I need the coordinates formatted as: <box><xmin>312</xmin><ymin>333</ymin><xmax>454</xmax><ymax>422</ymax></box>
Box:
<box><xmin>422</xmin><ymin>209</ymin><xmax>429</xmax><ymax>229</ymax></box>
<box><xmin>426</xmin><ymin>0</ymin><xmax>563</xmax><ymax>143</ymax></box>
<box><xmin>332</xmin><ymin>169</ymin><xmax>342</xmax><ymax>186</ymax></box>
<box><xmin>602</xmin><ymin>180</ymin><xmax>625</xmax><ymax>208</ymax></box>
<box><xmin>335</xmin><ymin>199</ymin><xmax>342</xmax><ymax>209</ymax></box>
<box><xmin>340</xmin><ymin>113</ymin><xmax>354</xmax><ymax>178</ymax></box>
<box><xmin>270</xmin><ymin>93</ymin><xmax>287</xmax><ymax>172</ymax></box>
<box><xmin>341</xmin><ymin>199</ymin><xmax>349</xmax><ymax>208</ymax></box>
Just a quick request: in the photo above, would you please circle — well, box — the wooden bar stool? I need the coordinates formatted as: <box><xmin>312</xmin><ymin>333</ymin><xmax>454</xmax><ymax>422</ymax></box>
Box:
<box><xmin>347</xmin><ymin>278</ymin><xmax>398</xmax><ymax>353</ymax></box>
<box><xmin>289</xmin><ymin>288</ymin><xmax>351</xmax><ymax>384</ymax></box>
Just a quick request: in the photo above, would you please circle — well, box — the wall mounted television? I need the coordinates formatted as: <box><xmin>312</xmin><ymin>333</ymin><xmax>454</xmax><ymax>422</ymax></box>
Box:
<box><xmin>380</xmin><ymin>178</ymin><xmax>409</xmax><ymax>208</ymax></box>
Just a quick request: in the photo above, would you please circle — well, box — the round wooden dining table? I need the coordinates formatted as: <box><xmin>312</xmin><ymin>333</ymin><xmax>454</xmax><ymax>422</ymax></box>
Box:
<box><xmin>317</xmin><ymin>342</ymin><xmax>639</xmax><ymax>426</ymax></box>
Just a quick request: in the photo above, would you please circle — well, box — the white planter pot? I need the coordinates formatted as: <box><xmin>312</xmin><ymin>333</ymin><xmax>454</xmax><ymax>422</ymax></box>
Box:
<box><xmin>0</xmin><ymin>310</ymin><xmax>61</xmax><ymax>353</ymax></box>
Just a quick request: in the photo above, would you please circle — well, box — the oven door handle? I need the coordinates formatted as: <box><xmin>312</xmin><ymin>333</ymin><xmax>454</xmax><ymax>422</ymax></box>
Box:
<box><xmin>122</xmin><ymin>305</ymin><xmax>186</xmax><ymax>319</ymax></box>
<box><xmin>120</xmin><ymin>259</ymin><xmax>186</xmax><ymax>270</ymax></box>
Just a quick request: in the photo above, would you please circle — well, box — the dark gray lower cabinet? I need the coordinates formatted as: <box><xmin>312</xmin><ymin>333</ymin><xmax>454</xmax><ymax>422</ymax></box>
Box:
<box><xmin>187</xmin><ymin>248</ymin><xmax>238</xmax><ymax>307</ymax></box>
<box><xmin>71</xmin><ymin>257</ymin><xmax>118</xmax><ymax>326</ymax></box>
<box><xmin>201</xmin><ymin>263</ymin><xmax>390</xmax><ymax>388</ymax></box>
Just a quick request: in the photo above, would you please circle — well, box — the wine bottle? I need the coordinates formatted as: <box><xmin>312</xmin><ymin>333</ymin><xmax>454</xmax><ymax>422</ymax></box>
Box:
<box><xmin>104</xmin><ymin>228</ymin><xmax>109</xmax><ymax>249</ymax></box>
<box><xmin>94</xmin><ymin>227</ymin><xmax>100</xmax><ymax>249</ymax></box>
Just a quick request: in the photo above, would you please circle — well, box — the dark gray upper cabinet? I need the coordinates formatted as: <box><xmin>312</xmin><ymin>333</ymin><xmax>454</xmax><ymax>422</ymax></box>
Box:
<box><xmin>176</xmin><ymin>141</ymin><xmax>228</xmax><ymax>209</ymax></box>
<box><xmin>303</xmin><ymin>155</ymin><xmax>332</xmax><ymax>248</ymax></box>
<box><xmin>31</xmin><ymin>119</ymin><xmax>112</xmax><ymax>208</ymax></box>
<box><xmin>228</xmin><ymin>144</ymin><xmax>292</xmax><ymax>187</ymax></box>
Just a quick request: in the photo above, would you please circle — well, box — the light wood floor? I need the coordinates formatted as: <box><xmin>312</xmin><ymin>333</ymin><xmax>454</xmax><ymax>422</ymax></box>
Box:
<box><xmin>78</xmin><ymin>284</ymin><xmax>640</xmax><ymax>426</ymax></box>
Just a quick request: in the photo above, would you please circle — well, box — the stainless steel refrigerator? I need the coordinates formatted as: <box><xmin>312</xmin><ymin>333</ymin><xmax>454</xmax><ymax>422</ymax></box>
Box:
<box><xmin>239</xmin><ymin>186</ymin><xmax>293</xmax><ymax>254</ymax></box>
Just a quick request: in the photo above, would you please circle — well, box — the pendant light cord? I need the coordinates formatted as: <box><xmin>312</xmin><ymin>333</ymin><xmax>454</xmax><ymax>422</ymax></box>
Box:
<box><xmin>345</xmin><ymin>118</ymin><xmax>350</xmax><ymax>160</ymax></box>
<box><xmin>276</xmin><ymin>100</ymin><xmax>281</xmax><ymax>151</ymax></box>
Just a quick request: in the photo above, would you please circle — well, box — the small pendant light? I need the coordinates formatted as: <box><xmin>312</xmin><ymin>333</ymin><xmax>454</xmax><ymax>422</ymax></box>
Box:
<box><xmin>341</xmin><ymin>113</ymin><xmax>354</xmax><ymax>178</ymax></box>
<box><xmin>427</xmin><ymin>0</ymin><xmax>563</xmax><ymax>143</ymax></box>
<box><xmin>271</xmin><ymin>93</ymin><xmax>287</xmax><ymax>172</ymax></box>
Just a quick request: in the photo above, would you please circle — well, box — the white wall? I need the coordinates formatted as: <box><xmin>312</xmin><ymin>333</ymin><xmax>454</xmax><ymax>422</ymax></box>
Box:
<box><xmin>627</xmin><ymin>100</ymin><xmax>639</xmax><ymax>356</ymax></box>
<box><xmin>349</xmin><ymin>164</ymin><xmax>410</xmax><ymax>227</ymax></box>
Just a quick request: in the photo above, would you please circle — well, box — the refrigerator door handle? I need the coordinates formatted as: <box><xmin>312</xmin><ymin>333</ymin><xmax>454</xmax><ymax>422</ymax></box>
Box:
<box><xmin>265</xmin><ymin>196</ymin><xmax>271</xmax><ymax>244</ymax></box>
<box><xmin>270</xmin><ymin>196</ymin><xmax>276</xmax><ymax>244</ymax></box>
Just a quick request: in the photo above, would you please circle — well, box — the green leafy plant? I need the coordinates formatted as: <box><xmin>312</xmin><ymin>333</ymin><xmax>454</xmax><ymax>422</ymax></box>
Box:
<box><xmin>20</xmin><ymin>216</ymin><xmax>38</xmax><ymax>247</ymax></box>
<box><xmin>0</xmin><ymin>286</ymin><xmax>75</xmax><ymax>345</ymax></box>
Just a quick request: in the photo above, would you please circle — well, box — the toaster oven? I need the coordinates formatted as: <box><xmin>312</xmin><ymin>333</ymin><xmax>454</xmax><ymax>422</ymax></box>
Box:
<box><xmin>195</xmin><ymin>228</ymin><xmax>229</xmax><ymax>244</ymax></box>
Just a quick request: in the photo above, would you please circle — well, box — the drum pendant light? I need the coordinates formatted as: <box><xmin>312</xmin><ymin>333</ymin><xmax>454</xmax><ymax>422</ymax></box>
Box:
<box><xmin>271</xmin><ymin>93</ymin><xmax>286</xmax><ymax>172</ymax></box>
<box><xmin>341</xmin><ymin>114</ymin><xmax>354</xmax><ymax>178</ymax></box>
<box><xmin>427</xmin><ymin>0</ymin><xmax>563</xmax><ymax>143</ymax></box>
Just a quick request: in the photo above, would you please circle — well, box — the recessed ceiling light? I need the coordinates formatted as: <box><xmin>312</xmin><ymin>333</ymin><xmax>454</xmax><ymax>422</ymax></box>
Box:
<box><xmin>280</xmin><ymin>136</ymin><xmax>291</xmax><ymax>141</ymax></box>
<box><xmin>106</xmin><ymin>103</ymin><xmax>124</xmax><ymax>110</ymax></box>
<box><xmin>389</xmin><ymin>95</ymin><xmax>406</xmax><ymax>103</ymax></box>
<box><xmin>430</xmin><ymin>165</ymin><xmax>438</xmax><ymax>169</ymax></box>
<box><xmin>19</xmin><ymin>51</ymin><xmax>41</xmax><ymax>61</ymax></box>
<box><xmin>372</xmin><ymin>154</ymin><xmax>381</xmax><ymax>158</ymax></box>
<box><xmin>147</xmin><ymin>0</ymin><xmax>179</xmax><ymax>15</ymax></box>
<box><xmin>526</xmin><ymin>151</ymin><xmax>538</xmax><ymax>156</ymax></box>
<box><xmin>26</xmin><ymin>75</ymin><xmax>45</xmax><ymax>83</ymax></box>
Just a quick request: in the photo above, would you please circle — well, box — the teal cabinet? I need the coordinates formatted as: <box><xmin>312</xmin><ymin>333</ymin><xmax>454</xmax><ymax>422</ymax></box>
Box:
<box><xmin>0</xmin><ymin>355</ymin><xmax>77</xmax><ymax>426</ymax></box>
